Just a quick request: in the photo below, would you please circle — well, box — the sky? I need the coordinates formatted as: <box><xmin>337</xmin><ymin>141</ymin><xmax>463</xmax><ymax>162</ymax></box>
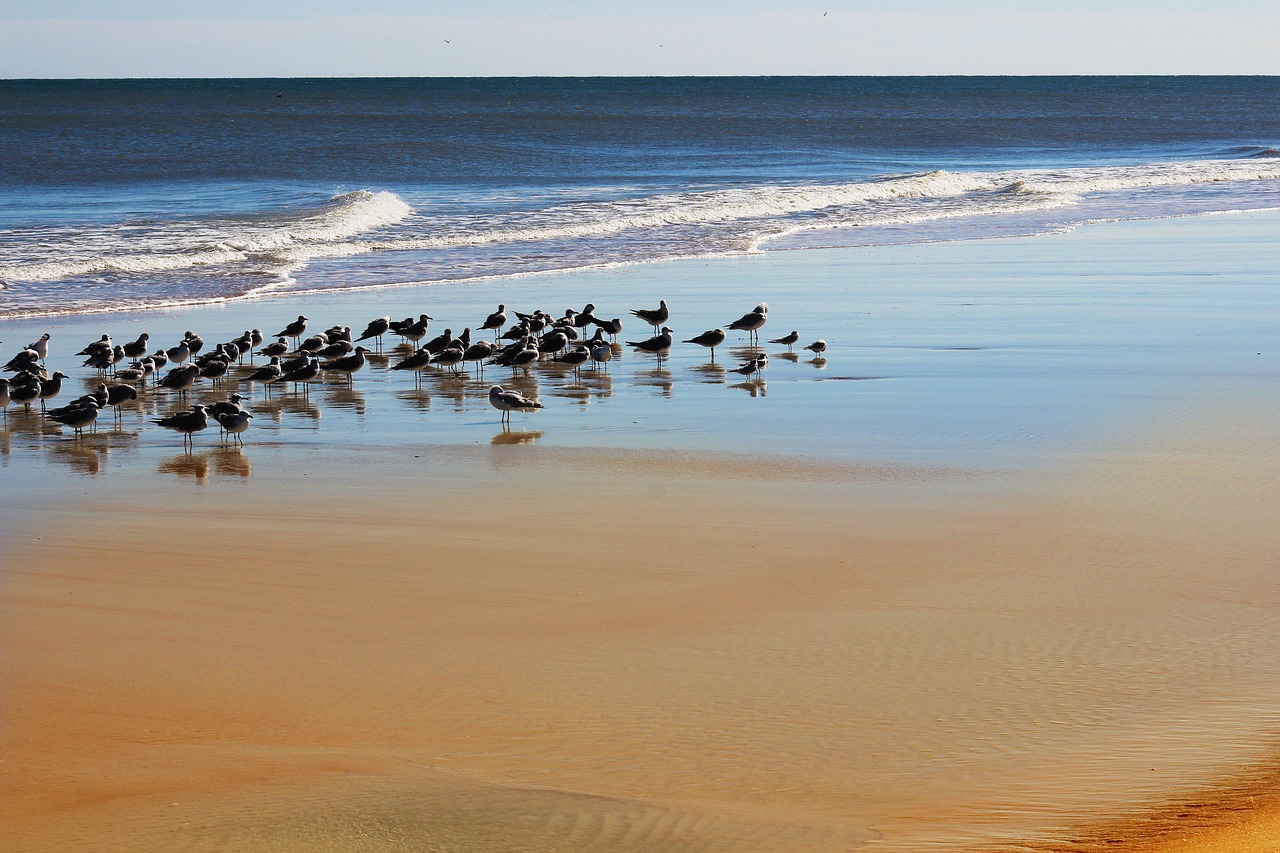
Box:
<box><xmin>2</xmin><ymin>0</ymin><xmax>1278</xmax><ymax>78</ymax></box>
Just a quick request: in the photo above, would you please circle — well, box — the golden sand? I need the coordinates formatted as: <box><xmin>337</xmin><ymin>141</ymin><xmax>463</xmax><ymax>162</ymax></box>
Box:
<box><xmin>2</xmin><ymin>407</ymin><xmax>1279</xmax><ymax>851</ymax></box>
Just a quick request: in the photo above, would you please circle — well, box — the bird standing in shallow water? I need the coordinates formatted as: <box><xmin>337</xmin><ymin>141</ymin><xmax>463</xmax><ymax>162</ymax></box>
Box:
<box><xmin>627</xmin><ymin>326</ymin><xmax>674</xmax><ymax>354</ymax></box>
<box><xmin>489</xmin><ymin>385</ymin><xmax>543</xmax><ymax>425</ymax></box>
<box><xmin>684</xmin><ymin>328</ymin><xmax>727</xmax><ymax>361</ymax></box>
<box><xmin>727</xmin><ymin>302</ymin><xmax>768</xmax><ymax>344</ymax></box>
<box><xmin>630</xmin><ymin>299</ymin><xmax>669</xmax><ymax>331</ymax></box>
<box><xmin>153</xmin><ymin>404</ymin><xmax>210</xmax><ymax>446</ymax></box>
<box><xmin>216</xmin><ymin>410</ymin><xmax>253</xmax><ymax>446</ymax></box>
<box><xmin>769</xmin><ymin>330</ymin><xmax>799</xmax><ymax>350</ymax></box>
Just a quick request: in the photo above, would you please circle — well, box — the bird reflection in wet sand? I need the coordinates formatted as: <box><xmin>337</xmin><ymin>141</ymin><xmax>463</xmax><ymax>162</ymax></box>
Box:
<box><xmin>773</xmin><ymin>351</ymin><xmax>800</xmax><ymax>364</ymax></box>
<box><xmin>157</xmin><ymin>452</ymin><xmax>211</xmax><ymax>484</ymax></box>
<box><xmin>809</xmin><ymin>356</ymin><xmax>828</xmax><ymax>369</ymax></box>
<box><xmin>427</xmin><ymin>371</ymin><xmax>469</xmax><ymax>411</ymax></box>
<box><xmin>491</xmin><ymin>429</ymin><xmax>543</xmax><ymax>445</ymax></box>
<box><xmin>47</xmin><ymin>438</ymin><xmax>109</xmax><ymax>474</ymax></box>
<box><xmin>633</xmin><ymin>366</ymin><xmax>674</xmax><ymax>398</ymax></box>
<box><xmin>395</xmin><ymin>387</ymin><xmax>433</xmax><ymax>413</ymax></box>
<box><xmin>730</xmin><ymin>379</ymin><xmax>767</xmax><ymax>397</ymax></box>
<box><xmin>212</xmin><ymin>447</ymin><xmax>252</xmax><ymax>477</ymax></box>
<box><xmin>325</xmin><ymin>385</ymin><xmax>367</xmax><ymax>416</ymax></box>
<box><xmin>277</xmin><ymin>395</ymin><xmax>321</xmax><ymax>423</ymax></box>
<box><xmin>550</xmin><ymin>382</ymin><xmax>592</xmax><ymax>406</ymax></box>
<box><xmin>688</xmin><ymin>362</ymin><xmax>727</xmax><ymax>384</ymax></box>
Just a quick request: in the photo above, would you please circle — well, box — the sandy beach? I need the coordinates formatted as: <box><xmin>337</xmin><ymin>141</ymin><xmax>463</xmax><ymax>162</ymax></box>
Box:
<box><xmin>2</xmin><ymin>211</ymin><xmax>1279</xmax><ymax>851</ymax></box>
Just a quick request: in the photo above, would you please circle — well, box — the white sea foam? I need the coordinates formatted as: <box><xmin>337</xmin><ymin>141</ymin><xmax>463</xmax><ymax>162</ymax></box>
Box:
<box><xmin>1</xmin><ymin>159</ymin><xmax>1278</xmax><ymax>304</ymax></box>
<box><xmin>0</xmin><ymin>190</ymin><xmax>412</xmax><ymax>283</ymax></box>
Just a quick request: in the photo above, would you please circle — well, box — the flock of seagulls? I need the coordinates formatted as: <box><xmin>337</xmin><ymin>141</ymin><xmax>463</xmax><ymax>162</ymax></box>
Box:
<box><xmin>1</xmin><ymin>298</ymin><xmax>827</xmax><ymax>447</ymax></box>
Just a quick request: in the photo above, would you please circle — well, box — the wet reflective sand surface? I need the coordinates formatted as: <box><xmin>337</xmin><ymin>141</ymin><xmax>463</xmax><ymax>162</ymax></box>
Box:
<box><xmin>2</xmin><ymin>214</ymin><xmax>1279</xmax><ymax>851</ymax></box>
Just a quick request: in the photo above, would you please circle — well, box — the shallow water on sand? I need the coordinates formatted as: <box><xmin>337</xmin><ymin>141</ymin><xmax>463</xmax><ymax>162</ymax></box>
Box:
<box><xmin>2</xmin><ymin>212</ymin><xmax>1279</xmax><ymax>851</ymax></box>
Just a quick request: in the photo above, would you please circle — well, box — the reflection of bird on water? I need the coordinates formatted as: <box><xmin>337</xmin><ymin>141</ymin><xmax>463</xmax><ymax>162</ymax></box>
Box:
<box><xmin>489</xmin><ymin>385</ymin><xmax>543</xmax><ymax>425</ymax></box>
<box><xmin>491</xmin><ymin>429</ymin><xmax>542</xmax><ymax>446</ymax></box>
<box><xmin>157</xmin><ymin>452</ymin><xmax>211</xmax><ymax>484</ymax></box>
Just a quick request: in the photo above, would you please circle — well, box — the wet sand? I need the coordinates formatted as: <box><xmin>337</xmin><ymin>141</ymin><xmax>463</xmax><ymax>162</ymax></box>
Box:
<box><xmin>2</xmin><ymin>213</ymin><xmax>1280</xmax><ymax>850</ymax></box>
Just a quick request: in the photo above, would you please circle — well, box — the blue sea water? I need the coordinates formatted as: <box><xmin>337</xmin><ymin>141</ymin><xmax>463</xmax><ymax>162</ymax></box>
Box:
<box><xmin>1</xmin><ymin>76</ymin><xmax>1278</xmax><ymax>319</ymax></box>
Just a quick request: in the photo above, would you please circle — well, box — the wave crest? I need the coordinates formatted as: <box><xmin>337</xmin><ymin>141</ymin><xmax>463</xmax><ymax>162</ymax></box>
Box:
<box><xmin>0</xmin><ymin>190</ymin><xmax>412</xmax><ymax>283</ymax></box>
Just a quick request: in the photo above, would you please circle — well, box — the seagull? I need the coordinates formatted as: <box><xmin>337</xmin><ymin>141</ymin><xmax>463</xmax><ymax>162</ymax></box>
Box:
<box><xmin>391</xmin><ymin>347</ymin><xmax>435</xmax><ymax>386</ymax></box>
<box><xmin>159</xmin><ymin>364</ymin><xmax>201</xmax><ymax>397</ymax></box>
<box><xmin>183</xmin><ymin>331</ymin><xmax>204</xmax><ymax>356</ymax></box>
<box><xmin>37</xmin><ymin>371</ymin><xmax>70</xmax><ymax>410</ymax></box>
<box><xmin>627</xmin><ymin>325</ymin><xmax>674</xmax><ymax>353</ymax></box>
<box><xmin>258</xmin><ymin>337</ymin><xmax>290</xmax><ymax>358</ymax></box>
<box><xmin>481</xmin><ymin>304</ymin><xmax>508</xmax><ymax>339</ymax></box>
<box><xmin>153</xmin><ymin>404</ymin><xmax>210</xmax><ymax>445</ymax></box>
<box><xmin>630</xmin><ymin>299</ymin><xmax>669</xmax><ymax>331</ymax></box>
<box><xmin>803</xmin><ymin>339</ymin><xmax>828</xmax><ymax>356</ymax></box>
<box><xmin>728</xmin><ymin>302</ymin><xmax>768</xmax><ymax>344</ymax></box>
<box><xmin>216</xmin><ymin>410</ymin><xmax>253</xmax><ymax>446</ymax></box>
<box><xmin>9</xmin><ymin>379</ymin><xmax>40</xmax><ymax>411</ymax></box>
<box><xmin>206</xmin><ymin>393</ymin><xmax>246</xmax><ymax>420</ymax></box>
<box><xmin>356</xmin><ymin>316</ymin><xmax>392</xmax><ymax>349</ymax></box>
<box><xmin>684</xmin><ymin>328</ymin><xmax>727</xmax><ymax>360</ymax></box>
<box><xmin>47</xmin><ymin>398</ymin><xmax>99</xmax><ymax>438</ymax></box>
<box><xmin>3</xmin><ymin>348</ymin><xmax>42</xmax><ymax>374</ymax></box>
<box><xmin>553</xmin><ymin>346</ymin><xmax>589</xmax><ymax>379</ymax></box>
<box><xmin>321</xmin><ymin>346</ymin><xmax>369</xmax><ymax>383</ymax></box>
<box><xmin>104</xmin><ymin>383</ymin><xmax>139</xmax><ymax>421</ymax></box>
<box><xmin>165</xmin><ymin>339</ymin><xmax>191</xmax><ymax>365</ymax></box>
<box><xmin>573</xmin><ymin>303</ymin><xmax>599</xmax><ymax>329</ymax></box>
<box><xmin>298</xmin><ymin>332</ymin><xmax>329</xmax><ymax>353</ymax></box>
<box><xmin>769</xmin><ymin>330</ymin><xmax>799</xmax><ymax>350</ymax></box>
<box><xmin>432</xmin><ymin>346</ymin><xmax>464</xmax><ymax>372</ymax></box>
<box><xmin>274</xmin><ymin>315</ymin><xmax>309</xmax><ymax>344</ymax></box>
<box><xmin>400</xmin><ymin>314</ymin><xmax>433</xmax><ymax>344</ymax></box>
<box><xmin>272</xmin><ymin>356</ymin><xmax>320</xmax><ymax>394</ymax></box>
<box><xmin>122</xmin><ymin>333</ymin><xmax>150</xmax><ymax>359</ymax></box>
<box><xmin>489</xmin><ymin>385</ymin><xmax>543</xmax><ymax>424</ymax></box>
<box><xmin>589</xmin><ymin>341</ymin><xmax>613</xmax><ymax>369</ymax></box>
<box><xmin>25</xmin><ymin>333</ymin><xmax>51</xmax><ymax>362</ymax></box>
<box><xmin>592</xmin><ymin>317</ymin><xmax>623</xmax><ymax>341</ymax></box>
<box><xmin>0</xmin><ymin>377</ymin><xmax>10</xmax><ymax>419</ymax></box>
<box><xmin>76</xmin><ymin>334</ymin><xmax>112</xmax><ymax>358</ymax></box>
<box><xmin>463</xmin><ymin>340</ymin><xmax>496</xmax><ymax>374</ymax></box>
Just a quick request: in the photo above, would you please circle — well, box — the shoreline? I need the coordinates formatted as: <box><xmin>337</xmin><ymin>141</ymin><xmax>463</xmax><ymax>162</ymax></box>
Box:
<box><xmin>3</xmin><ymin>212</ymin><xmax>1279</xmax><ymax>850</ymax></box>
<box><xmin>4</xmin><ymin>204</ymin><xmax>1279</xmax><ymax>325</ymax></box>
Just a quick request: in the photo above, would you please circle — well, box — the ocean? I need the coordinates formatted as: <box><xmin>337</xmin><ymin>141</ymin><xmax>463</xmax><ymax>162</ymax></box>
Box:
<box><xmin>2</xmin><ymin>76</ymin><xmax>1279</xmax><ymax>320</ymax></box>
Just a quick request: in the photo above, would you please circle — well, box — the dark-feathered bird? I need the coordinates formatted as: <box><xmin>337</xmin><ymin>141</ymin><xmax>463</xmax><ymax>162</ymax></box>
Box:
<box><xmin>627</xmin><ymin>326</ymin><xmax>674</xmax><ymax>353</ymax></box>
<box><xmin>684</xmin><ymin>328</ymin><xmax>727</xmax><ymax>360</ymax></box>
<box><xmin>630</xmin><ymin>299</ymin><xmax>669</xmax><ymax>330</ymax></box>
